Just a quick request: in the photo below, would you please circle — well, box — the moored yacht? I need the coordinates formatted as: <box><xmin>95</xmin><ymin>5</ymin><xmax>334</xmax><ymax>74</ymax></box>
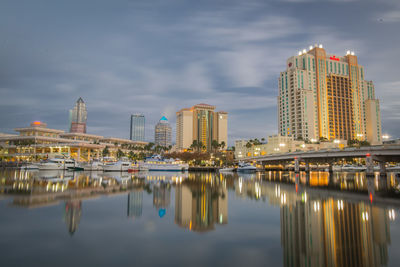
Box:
<box><xmin>341</xmin><ymin>164</ymin><xmax>367</xmax><ymax>172</ymax></box>
<box><xmin>103</xmin><ymin>158</ymin><xmax>131</xmax><ymax>172</ymax></box>
<box><xmin>38</xmin><ymin>158</ymin><xmax>76</xmax><ymax>170</ymax></box>
<box><xmin>82</xmin><ymin>160</ymin><xmax>103</xmax><ymax>171</ymax></box>
<box><xmin>219</xmin><ymin>167</ymin><xmax>236</xmax><ymax>172</ymax></box>
<box><xmin>140</xmin><ymin>155</ymin><xmax>188</xmax><ymax>171</ymax></box>
<box><xmin>237</xmin><ymin>162</ymin><xmax>257</xmax><ymax>172</ymax></box>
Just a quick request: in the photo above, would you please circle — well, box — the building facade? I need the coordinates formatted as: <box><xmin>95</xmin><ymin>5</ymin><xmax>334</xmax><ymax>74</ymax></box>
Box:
<box><xmin>235</xmin><ymin>134</ymin><xmax>346</xmax><ymax>160</ymax></box>
<box><xmin>130</xmin><ymin>114</ymin><xmax>145</xmax><ymax>142</ymax></box>
<box><xmin>278</xmin><ymin>45</ymin><xmax>382</xmax><ymax>145</ymax></box>
<box><xmin>176</xmin><ymin>104</ymin><xmax>228</xmax><ymax>151</ymax></box>
<box><xmin>69</xmin><ymin>97</ymin><xmax>87</xmax><ymax>133</ymax></box>
<box><xmin>155</xmin><ymin>116</ymin><xmax>172</xmax><ymax>147</ymax></box>
<box><xmin>0</xmin><ymin>121</ymin><xmax>148</xmax><ymax>162</ymax></box>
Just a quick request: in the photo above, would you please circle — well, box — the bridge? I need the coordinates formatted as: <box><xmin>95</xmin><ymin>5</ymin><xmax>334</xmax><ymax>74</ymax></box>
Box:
<box><xmin>240</xmin><ymin>145</ymin><xmax>400</xmax><ymax>176</ymax></box>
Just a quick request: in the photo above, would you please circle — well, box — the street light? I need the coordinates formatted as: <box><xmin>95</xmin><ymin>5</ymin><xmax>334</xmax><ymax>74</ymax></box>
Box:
<box><xmin>382</xmin><ymin>134</ymin><xmax>390</xmax><ymax>140</ymax></box>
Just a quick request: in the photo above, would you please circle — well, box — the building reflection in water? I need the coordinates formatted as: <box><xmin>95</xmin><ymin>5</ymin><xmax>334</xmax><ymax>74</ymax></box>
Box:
<box><xmin>127</xmin><ymin>190</ymin><xmax>143</xmax><ymax>220</ymax></box>
<box><xmin>64</xmin><ymin>200</ymin><xmax>82</xmax><ymax>236</ymax></box>
<box><xmin>232</xmin><ymin>172</ymin><xmax>397</xmax><ymax>267</ymax></box>
<box><xmin>1</xmin><ymin>169</ymin><xmax>399</xmax><ymax>265</ymax></box>
<box><xmin>175</xmin><ymin>173</ymin><xmax>228</xmax><ymax>232</ymax></box>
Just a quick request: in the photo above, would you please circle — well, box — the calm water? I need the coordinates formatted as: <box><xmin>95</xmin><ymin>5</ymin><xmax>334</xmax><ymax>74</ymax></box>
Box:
<box><xmin>1</xmin><ymin>170</ymin><xmax>400</xmax><ymax>267</ymax></box>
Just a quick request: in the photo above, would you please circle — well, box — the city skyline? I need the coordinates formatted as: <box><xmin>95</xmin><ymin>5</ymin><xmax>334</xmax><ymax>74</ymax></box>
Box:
<box><xmin>1</xmin><ymin>0</ymin><xmax>400</xmax><ymax>145</ymax></box>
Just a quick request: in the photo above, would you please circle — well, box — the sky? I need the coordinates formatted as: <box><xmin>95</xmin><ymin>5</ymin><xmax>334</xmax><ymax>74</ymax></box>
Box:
<box><xmin>0</xmin><ymin>0</ymin><xmax>399</xmax><ymax>145</ymax></box>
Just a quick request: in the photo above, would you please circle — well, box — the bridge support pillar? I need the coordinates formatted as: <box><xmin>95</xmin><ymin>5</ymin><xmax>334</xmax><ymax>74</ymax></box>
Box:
<box><xmin>328</xmin><ymin>162</ymin><xmax>333</xmax><ymax>173</ymax></box>
<box><xmin>305</xmin><ymin>161</ymin><xmax>310</xmax><ymax>173</ymax></box>
<box><xmin>379</xmin><ymin>161</ymin><xmax>387</xmax><ymax>177</ymax></box>
<box><xmin>366</xmin><ymin>155</ymin><xmax>374</xmax><ymax>178</ymax></box>
<box><xmin>294</xmin><ymin>158</ymin><xmax>300</xmax><ymax>173</ymax></box>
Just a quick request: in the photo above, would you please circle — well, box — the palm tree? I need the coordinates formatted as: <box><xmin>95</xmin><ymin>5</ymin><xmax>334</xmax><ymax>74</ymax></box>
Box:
<box><xmin>245</xmin><ymin>141</ymin><xmax>252</xmax><ymax>149</ymax></box>
<box><xmin>220</xmin><ymin>141</ymin><xmax>226</xmax><ymax>150</ymax></box>
<box><xmin>116</xmin><ymin>149</ymin><xmax>125</xmax><ymax>159</ymax></box>
<box><xmin>211</xmin><ymin>140</ymin><xmax>219</xmax><ymax>153</ymax></box>
<box><xmin>102</xmin><ymin>146</ymin><xmax>110</xmax><ymax>157</ymax></box>
<box><xmin>190</xmin><ymin>140</ymin><xmax>198</xmax><ymax>151</ymax></box>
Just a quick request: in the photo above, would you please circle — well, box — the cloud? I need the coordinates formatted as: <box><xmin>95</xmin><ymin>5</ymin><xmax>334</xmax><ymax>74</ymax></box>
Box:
<box><xmin>379</xmin><ymin>10</ymin><xmax>400</xmax><ymax>23</ymax></box>
<box><xmin>0</xmin><ymin>0</ymin><xmax>399</xmax><ymax>143</ymax></box>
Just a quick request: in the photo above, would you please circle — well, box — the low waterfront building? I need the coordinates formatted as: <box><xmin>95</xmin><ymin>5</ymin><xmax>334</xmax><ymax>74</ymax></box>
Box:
<box><xmin>0</xmin><ymin>121</ymin><xmax>148</xmax><ymax>162</ymax></box>
<box><xmin>235</xmin><ymin>134</ymin><xmax>346</xmax><ymax>159</ymax></box>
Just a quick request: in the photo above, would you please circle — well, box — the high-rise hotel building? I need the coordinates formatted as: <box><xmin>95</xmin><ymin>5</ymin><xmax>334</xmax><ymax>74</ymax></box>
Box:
<box><xmin>176</xmin><ymin>103</ymin><xmax>228</xmax><ymax>151</ymax></box>
<box><xmin>278</xmin><ymin>45</ymin><xmax>382</xmax><ymax>144</ymax></box>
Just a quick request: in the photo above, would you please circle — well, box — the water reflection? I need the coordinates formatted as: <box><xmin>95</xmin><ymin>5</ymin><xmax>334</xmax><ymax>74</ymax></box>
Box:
<box><xmin>127</xmin><ymin>191</ymin><xmax>143</xmax><ymax>220</ymax></box>
<box><xmin>175</xmin><ymin>173</ymin><xmax>228</xmax><ymax>232</ymax></box>
<box><xmin>0</xmin><ymin>169</ymin><xmax>399</xmax><ymax>266</ymax></box>
<box><xmin>64</xmin><ymin>200</ymin><xmax>82</xmax><ymax>236</ymax></box>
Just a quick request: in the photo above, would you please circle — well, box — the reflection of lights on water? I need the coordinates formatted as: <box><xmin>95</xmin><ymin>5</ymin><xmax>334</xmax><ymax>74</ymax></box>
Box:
<box><xmin>337</xmin><ymin>200</ymin><xmax>344</xmax><ymax>210</ymax></box>
<box><xmin>313</xmin><ymin>201</ymin><xmax>320</xmax><ymax>212</ymax></box>
<box><xmin>280</xmin><ymin>193</ymin><xmax>286</xmax><ymax>204</ymax></box>
<box><xmin>362</xmin><ymin>211</ymin><xmax>369</xmax><ymax>221</ymax></box>
<box><xmin>302</xmin><ymin>192</ymin><xmax>307</xmax><ymax>203</ymax></box>
<box><xmin>219</xmin><ymin>214</ymin><xmax>223</xmax><ymax>223</ymax></box>
<box><xmin>255</xmin><ymin>182</ymin><xmax>261</xmax><ymax>198</ymax></box>
<box><xmin>389</xmin><ymin>209</ymin><xmax>396</xmax><ymax>221</ymax></box>
<box><xmin>239</xmin><ymin>178</ymin><xmax>243</xmax><ymax>193</ymax></box>
<box><xmin>275</xmin><ymin>185</ymin><xmax>280</xmax><ymax>197</ymax></box>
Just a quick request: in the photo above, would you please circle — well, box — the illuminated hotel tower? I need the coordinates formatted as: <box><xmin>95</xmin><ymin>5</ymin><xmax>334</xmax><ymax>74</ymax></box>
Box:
<box><xmin>176</xmin><ymin>104</ymin><xmax>228</xmax><ymax>151</ymax></box>
<box><xmin>69</xmin><ymin>97</ymin><xmax>87</xmax><ymax>133</ymax></box>
<box><xmin>278</xmin><ymin>45</ymin><xmax>382</xmax><ymax>144</ymax></box>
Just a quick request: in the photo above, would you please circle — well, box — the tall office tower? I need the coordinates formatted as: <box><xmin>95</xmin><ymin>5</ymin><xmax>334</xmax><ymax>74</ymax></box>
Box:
<box><xmin>154</xmin><ymin>116</ymin><xmax>172</xmax><ymax>147</ymax></box>
<box><xmin>69</xmin><ymin>97</ymin><xmax>87</xmax><ymax>133</ymax></box>
<box><xmin>176</xmin><ymin>103</ymin><xmax>228</xmax><ymax>151</ymax></box>
<box><xmin>278</xmin><ymin>45</ymin><xmax>382</xmax><ymax>144</ymax></box>
<box><xmin>130</xmin><ymin>114</ymin><xmax>145</xmax><ymax>141</ymax></box>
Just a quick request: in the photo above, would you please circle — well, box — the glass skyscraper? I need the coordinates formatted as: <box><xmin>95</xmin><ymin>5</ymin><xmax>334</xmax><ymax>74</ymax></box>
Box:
<box><xmin>130</xmin><ymin>114</ymin><xmax>145</xmax><ymax>141</ymax></box>
<box><xmin>69</xmin><ymin>97</ymin><xmax>87</xmax><ymax>133</ymax></box>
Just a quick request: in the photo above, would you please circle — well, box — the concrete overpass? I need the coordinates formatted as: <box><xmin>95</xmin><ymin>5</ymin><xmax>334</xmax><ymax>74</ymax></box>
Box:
<box><xmin>240</xmin><ymin>145</ymin><xmax>400</xmax><ymax>175</ymax></box>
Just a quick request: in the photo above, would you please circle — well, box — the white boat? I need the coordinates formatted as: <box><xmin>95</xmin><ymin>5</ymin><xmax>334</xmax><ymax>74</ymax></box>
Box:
<box><xmin>82</xmin><ymin>160</ymin><xmax>103</xmax><ymax>171</ymax></box>
<box><xmin>19</xmin><ymin>164</ymin><xmax>39</xmax><ymax>170</ymax></box>
<box><xmin>237</xmin><ymin>162</ymin><xmax>257</xmax><ymax>172</ymax></box>
<box><xmin>387</xmin><ymin>164</ymin><xmax>400</xmax><ymax>172</ymax></box>
<box><xmin>341</xmin><ymin>164</ymin><xmax>366</xmax><ymax>172</ymax></box>
<box><xmin>103</xmin><ymin>158</ymin><xmax>131</xmax><ymax>172</ymax></box>
<box><xmin>140</xmin><ymin>155</ymin><xmax>188</xmax><ymax>171</ymax></box>
<box><xmin>219</xmin><ymin>167</ymin><xmax>235</xmax><ymax>172</ymax></box>
<box><xmin>38</xmin><ymin>158</ymin><xmax>76</xmax><ymax>170</ymax></box>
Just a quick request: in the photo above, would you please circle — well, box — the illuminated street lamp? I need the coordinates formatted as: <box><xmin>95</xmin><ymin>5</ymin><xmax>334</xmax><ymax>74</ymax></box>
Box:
<box><xmin>382</xmin><ymin>134</ymin><xmax>390</xmax><ymax>140</ymax></box>
<box><xmin>279</xmin><ymin>143</ymin><xmax>286</xmax><ymax>147</ymax></box>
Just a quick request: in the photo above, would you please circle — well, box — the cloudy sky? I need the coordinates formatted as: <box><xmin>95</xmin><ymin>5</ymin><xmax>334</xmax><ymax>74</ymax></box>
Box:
<box><xmin>0</xmin><ymin>0</ymin><xmax>399</xmax><ymax>144</ymax></box>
